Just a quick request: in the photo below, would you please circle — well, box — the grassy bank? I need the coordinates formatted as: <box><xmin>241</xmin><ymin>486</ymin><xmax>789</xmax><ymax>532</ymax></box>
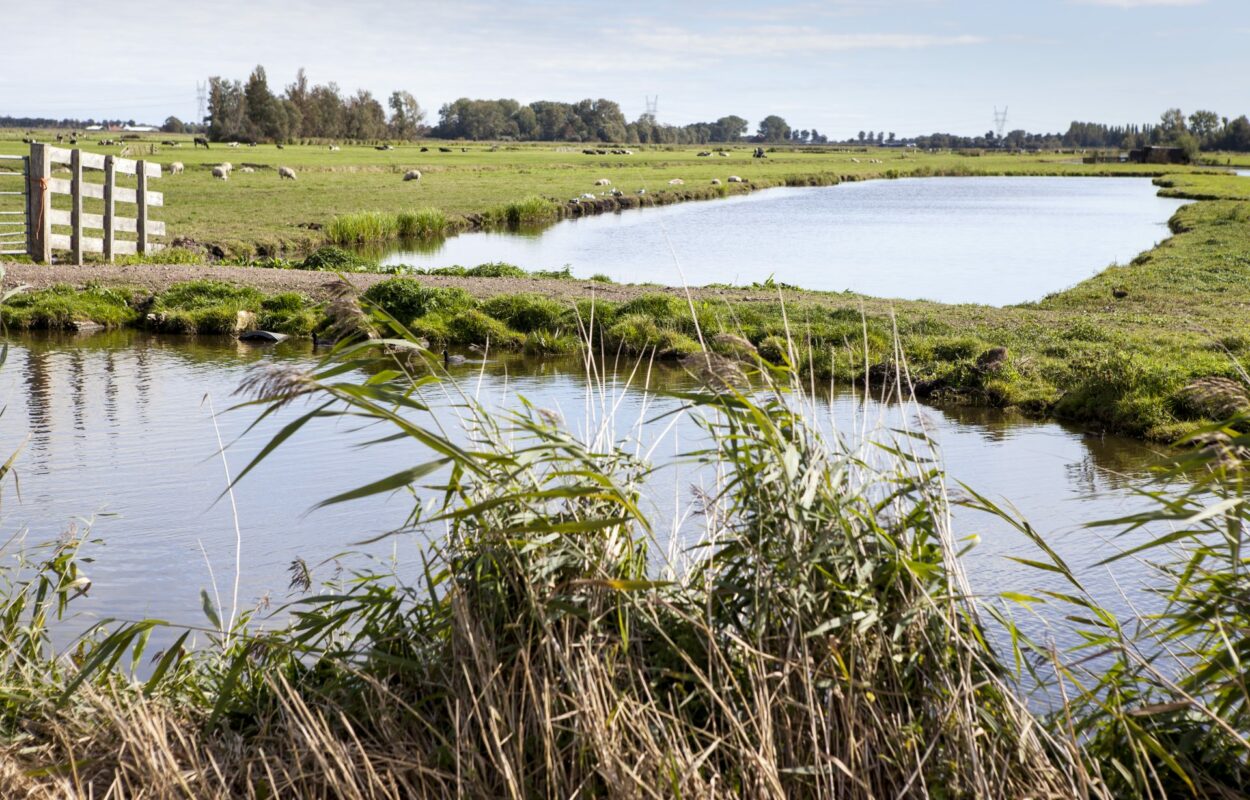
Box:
<box><xmin>0</xmin><ymin>130</ymin><xmax>1216</xmax><ymax>257</ymax></box>
<box><xmin>1</xmin><ymin>316</ymin><xmax>1248</xmax><ymax>797</ymax></box>
<box><xmin>6</xmin><ymin>186</ymin><xmax>1250</xmax><ymax>443</ymax></box>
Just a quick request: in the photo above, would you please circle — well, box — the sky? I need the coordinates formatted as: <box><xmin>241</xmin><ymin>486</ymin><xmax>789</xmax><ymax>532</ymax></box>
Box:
<box><xmin>3</xmin><ymin>0</ymin><xmax>1244</xmax><ymax>138</ymax></box>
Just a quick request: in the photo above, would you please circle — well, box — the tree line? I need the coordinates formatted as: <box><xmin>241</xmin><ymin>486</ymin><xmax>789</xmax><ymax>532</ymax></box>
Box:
<box><xmin>200</xmin><ymin>66</ymin><xmax>824</xmax><ymax>144</ymax></box>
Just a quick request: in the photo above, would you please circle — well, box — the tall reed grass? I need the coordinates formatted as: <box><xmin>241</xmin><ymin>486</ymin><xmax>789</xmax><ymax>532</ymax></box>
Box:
<box><xmin>0</xmin><ymin>285</ymin><xmax>1248</xmax><ymax>797</ymax></box>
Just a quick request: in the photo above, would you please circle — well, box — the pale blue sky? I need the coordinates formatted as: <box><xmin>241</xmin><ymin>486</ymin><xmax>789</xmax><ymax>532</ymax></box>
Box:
<box><xmin>3</xmin><ymin>0</ymin><xmax>1242</xmax><ymax>137</ymax></box>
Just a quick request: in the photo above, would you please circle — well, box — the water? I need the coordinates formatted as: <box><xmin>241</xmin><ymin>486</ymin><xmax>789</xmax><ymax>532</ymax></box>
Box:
<box><xmin>1</xmin><ymin>331</ymin><xmax>1169</xmax><ymax>651</ymax></box>
<box><xmin>375</xmin><ymin>177</ymin><xmax>1187</xmax><ymax>306</ymax></box>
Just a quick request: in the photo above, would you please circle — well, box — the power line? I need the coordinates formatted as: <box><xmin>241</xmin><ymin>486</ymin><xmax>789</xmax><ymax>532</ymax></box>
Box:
<box><xmin>644</xmin><ymin>95</ymin><xmax>658</xmax><ymax>119</ymax></box>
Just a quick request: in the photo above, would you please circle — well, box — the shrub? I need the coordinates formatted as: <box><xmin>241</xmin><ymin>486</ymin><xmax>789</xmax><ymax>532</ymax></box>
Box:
<box><xmin>395</xmin><ymin>207</ymin><xmax>452</xmax><ymax>239</ymax></box>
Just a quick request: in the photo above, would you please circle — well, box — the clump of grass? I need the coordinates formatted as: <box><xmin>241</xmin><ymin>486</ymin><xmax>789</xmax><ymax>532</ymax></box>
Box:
<box><xmin>298</xmin><ymin>245</ymin><xmax>377</xmax><ymax>272</ymax></box>
<box><xmin>361</xmin><ymin>278</ymin><xmax>476</xmax><ymax>324</ymax></box>
<box><xmin>145</xmin><ymin>280</ymin><xmax>317</xmax><ymax>335</ymax></box>
<box><xmin>482</xmin><ymin>195</ymin><xmax>559</xmax><ymax>229</ymax></box>
<box><xmin>113</xmin><ymin>247</ymin><xmax>205</xmax><ymax>266</ymax></box>
<box><xmin>324</xmin><ymin>211</ymin><xmax>397</xmax><ymax>244</ymax></box>
<box><xmin>0</xmin><ymin>283</ymin><xmax>137</xmax><ymax>330</ymax></box>
<box><xmin>395</xmin><ymin>207</ymin><xmax>452</xmax><ymax>239</ymax></box>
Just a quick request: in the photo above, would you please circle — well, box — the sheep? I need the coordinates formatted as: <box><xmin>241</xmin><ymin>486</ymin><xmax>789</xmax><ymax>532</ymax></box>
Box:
<box><xmin>240</xmin><ymin>166</ymin><xmax>255</xmax><ymax>173</ymax></box>
<box><xmin>420</xmin><ymin>147</ymin><xmax>429</xmax><ymax>152</ymax></box>
<box><xmin>169</xmin><ymin>161</ymin><xmax>184</xmax><ymax>175</ymax></box>
<box><xmin>580</xmin><ymin>193</ymin><xmax>596</xmax><ymax>200</ymax></box>
<box><xmin>610</xmin><ymin>188</ymin><xmax>623</xmax><ymax>197</ymax></box>
<box><xmin>276</xmin><ymin>143</ymin><xmax>284</xmax><ymax>149</ymax></box>
<box><xmin>668</xmin><ymin>178</ymin><xmax>685</xmax><ymax>186</ymax></box>
<box><xmin>727</xmin><ymin>175</ymin><xmax>743</xmax><ymax>183</ymax></box>
<box><xmin>278</xmin><ymin>166</ymin><xmax>297</xmax><ymax>180</ymax></box>
<box><xmin>228</xmin><ymin>141</ymin><xmax>240</xmax><ymax>148</ymax></box>
<box><xmin>594</xmin><ymin>178</ymin><xmax>611</xmax><ymax>186</ymax></box>
<box><xmin>328</xmin><ymin>145</ymin><xmax>341</xmax><ymax>152</ymax></box>
<box><xmin>211</xmin><ymin>166</ymin><xmax>229</xmax><ymax>180</ymax></box>
<box><xmin>636</xmin><ymin>188</ymin><xmax>646</xmax><ymax>195</ymax></box>
<box><xmin>439</xmin><ymin>147</ymin><xmax>452</xmax><ymax>153</ymax></box>
<box><xmin>219</xmin><ymin>162</ymin><xmax>233</xmax><ymax>172</ymax></box>
<box><xmin>697</xmin><ymin>151</ymin><xmax>711</xmax><ymax>157</ymax></box>
<box><xmin>716</xmin><ymin>151</ymin><xmax>729</xmax><ymax>157</ymax></box>
<box><xmin>711</xmin><ymin>178</ymin><xmax>722</xmax><ymax>185</ymax></box>
<box><xmin>851</xmin><ymin>158</ymin><xmax>861</xmax><ymax>164</ymax></box>
<box><xmin>403</xmin><ymin>169</ymin><xmax>422</xmax><ymax>182</ymax></box>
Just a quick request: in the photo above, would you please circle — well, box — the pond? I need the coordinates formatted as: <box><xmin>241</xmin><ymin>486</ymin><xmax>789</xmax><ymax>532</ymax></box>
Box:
<box><xmin>374</xmin><ymin>177</ymin><xmax>1187</xmax><ymax>306</ymax></box>
<box><xmin>2</xmin><ymin>331</ymin><xmax>1169</xmax><ymax>653</ymax></box>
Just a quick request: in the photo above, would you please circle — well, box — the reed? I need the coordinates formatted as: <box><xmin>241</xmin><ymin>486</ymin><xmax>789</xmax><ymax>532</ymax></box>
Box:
<box><xmin>1</xmin><ymin>290</ymin><xmax>1248</xmax><ymax>797</ymax></box>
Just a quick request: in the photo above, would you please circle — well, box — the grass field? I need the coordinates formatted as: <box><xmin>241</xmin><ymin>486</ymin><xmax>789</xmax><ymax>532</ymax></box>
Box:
<box><xmin>0</xmin><ymin>130</ymin><xmax>1225</xmax><ymax>256</ymax></box>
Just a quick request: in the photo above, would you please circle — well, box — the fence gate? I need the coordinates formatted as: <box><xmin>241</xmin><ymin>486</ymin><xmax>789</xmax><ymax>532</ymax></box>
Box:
<box><xmin>0</xmin><ymin>152</ymin><xmax>26</xmax><ymax>256</ymax></box>
<box><xmin>26</xmin><ymin>143</ymin><xmax>166</xmax><ymax>264</ymax></box>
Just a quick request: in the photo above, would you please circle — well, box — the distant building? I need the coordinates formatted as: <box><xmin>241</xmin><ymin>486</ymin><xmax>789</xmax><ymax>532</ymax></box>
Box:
<box><xmin>123</xmin><ymin>125</ymin><xmax>157</xmax><ymax>132</ymax></box>
<box><xmin>1128</xmin><ymin>146</ymin><xmax>1189</xmax><ymax>165</ymax></box>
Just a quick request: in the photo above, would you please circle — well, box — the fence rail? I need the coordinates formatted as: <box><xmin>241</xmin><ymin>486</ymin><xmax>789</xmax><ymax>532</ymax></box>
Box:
<box><xmin>27</xmin><ymin>143</ymin><xmax>166</xmax><ymax>263</ymax></box>
<box><xmin>0</xmin><ymin>154</ymin><xmax>26</xmax><ymax>256</ymax></box>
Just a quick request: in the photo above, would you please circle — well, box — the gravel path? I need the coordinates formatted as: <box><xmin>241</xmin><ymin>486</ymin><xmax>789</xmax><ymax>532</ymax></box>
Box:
<box><xmin>0</xmin><ymin>261</ymin><xmax>801</xmax><ymax>305</ymax></box>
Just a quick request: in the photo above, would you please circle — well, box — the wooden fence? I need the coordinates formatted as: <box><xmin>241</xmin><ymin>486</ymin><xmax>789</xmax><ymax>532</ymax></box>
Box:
<box><xmin>27</xmin><ymin>143</ymin><xmax>165</xmax><ymax>263</ymax></box>
<box><xmin>0</xmin><ymin>153</ymin><xmax>27</xmax><ymax>256</ymax></box>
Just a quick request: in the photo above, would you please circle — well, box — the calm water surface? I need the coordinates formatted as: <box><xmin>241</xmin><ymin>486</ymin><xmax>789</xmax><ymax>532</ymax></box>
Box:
<box><xmin>1</xmin><ymin>331</ymin><xmax>1171</xmax><ymax>652</ymax></box>
<box><xmin>377</xmin><ymin>177</ymin><xmax>1186</xmax><ymax>305</ymax></box>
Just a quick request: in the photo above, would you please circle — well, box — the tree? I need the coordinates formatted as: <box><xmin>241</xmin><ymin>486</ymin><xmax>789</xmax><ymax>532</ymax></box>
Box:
<box><xmin>345</xmin><ymin>90</ymin><xmax>387</xmax><ymax>140</ymax></box>
<box><xmin>711</xmin><ymin>115</ymin><xmax>748</xmax><ymax>142</ymax></box>
<box><xmin>1188</xmin><ymin>109</ymin><xmax>1220</xmax><ymax>142</ymax></box>
<box><xmin>757</xmin><ymin>115</ymin><xmax>791</xmax><ymax>143</ymax></box>
<box><xmin>857</xmin><ymin>130</ymin><xmax>866</xmax><ymax>142</ymax></box>
<box><xmin>161</xmin><ymin>116</ymin><xmax>186</xmax><ymax>134</ymax></box>
<box><xmin>887</xmin><ymin>132</ymin><xmax>896</xmax><ymax>143</ymax></box>
<box><xmin>244</xmin><ymin>65</ymin><xmax>285</xmax><ymax>142</ymax></box>
<box><xmin>388</xmin><ymin>91</ymin><xmax>425</xmax><ymax>139</ymax></box>
<box><xmin>1158</xmin><ymin>108</ymin><xmax>1187</xmax><ymax>142</ymax></box>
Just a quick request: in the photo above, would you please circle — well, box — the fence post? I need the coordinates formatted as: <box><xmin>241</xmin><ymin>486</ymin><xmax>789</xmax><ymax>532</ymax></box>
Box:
<box><xmin>103</xmin><ymin>155</ymin><xmax>116</xmax><ymax>263</ymax></box>
<box><xmin>136</xmin><ymin>160</ymin><xmax>148</xmax><ymax>256</ymax></box>
<box><xmin>27</xmin><ymin>143</ymin><xmax>50</xmax><ymax>263</ymax></box>
<box><xmin>70</xmin><ymin>149</ymin><xmax>83</xmax><ymax>264</ymax></box>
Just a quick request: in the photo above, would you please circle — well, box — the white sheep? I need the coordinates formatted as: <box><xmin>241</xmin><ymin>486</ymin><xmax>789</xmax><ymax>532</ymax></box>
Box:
<box><xmin>329</xmin><ymin>145</ymin><xmax>340</xmax><ymax>152</ymax></box>
<box><xmin>240</xmin><ymin>166</ymin><xmax>255</xmax><ymax>173</ymax></box>
<box><xmin>228</xmin><ymin>142</ymin><xmax>240</xmax><ymax>148</ymax></box>
<box><xmin>211</xmin><ymin>166</ymin><xmax>229</xmax><ymax>181</ymax></box>
<box><xmin>219</xmin><ymin>162</ymin><xmax>233</xmax><ymax>172</ymax></box>
<box><xmin>727</xmin><ymin>175</ymin><xmax>743</xmax><ymax>183</ymax></box>
<box><xmin>580</xmin><ymin>193</ymin><xmax>596</xmax><ymax>200</ymax></box>
<box><xmin>668</xmin><ymin>178</ymin><xmax>685</xmax><ymax>186</ymax></box>
<box><xmin>403</xmin><ymin>169</ymin><xmax>422</xmax><ymax>182</ymax></box>
<box><xmin>594</xmin><ymin>178</ymin><xmax>611</xmax><ymax>186</ymax></box>
<box><xmin>278</xmin><ymin>166</ymin><xmax>297</xmax><ymax>180</ymax></box>
<box><xmin>710</xmin><ymin>178</ymin><xmax>722</xmax><ymax>185</ymax></box>
<box><xmin>169</xmin><ymin>162</ymin><xmax>184</xmax><ymax>175</ymax></box>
